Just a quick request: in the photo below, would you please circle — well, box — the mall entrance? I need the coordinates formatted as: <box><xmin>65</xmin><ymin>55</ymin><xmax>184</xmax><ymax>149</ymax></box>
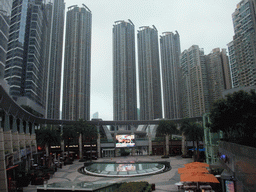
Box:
<box><xmin>102</xmin><ymin>149</ymin><xmax>115</xmax><ymax>158</ymax></box>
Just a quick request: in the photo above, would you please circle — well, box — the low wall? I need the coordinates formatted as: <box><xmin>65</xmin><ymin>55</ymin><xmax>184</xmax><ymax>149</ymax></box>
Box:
<box><xmin>219</xmin><ymin>141</ymin><xmax>256</xmax><ymax>192</ymax></box>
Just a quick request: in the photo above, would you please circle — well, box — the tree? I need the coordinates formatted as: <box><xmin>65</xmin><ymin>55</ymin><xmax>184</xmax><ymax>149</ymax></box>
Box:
<box><xmin>180</xmin><ymin>121</ymin><xmax>204</xmax><ymax>161</ymax></box>
<box><xmin>74</xmin><ymin>119</ymin><xmax>98</xmax><ymax>161</ymax></box>
<box><xmin>157</xmin><ymin>120</ymin><xmax>178</xmax><ymax>156</ymax></box>
<box><xmin>210</xmin><ymin>90</ymin><xmax>256</xmax><ymax>143</ymax></box>
<box><xmin>83</xmin><ymin>124</ymin><xmax>98</xmax><ymax>161</ymax></box>
<box><xmin>62</xmin><ymin>125</ymin><xmax>78</xmax><ymax>157</ymax></box>
<box><xmin>180</xmin><ymin>118</ymin><xmax>191</xmax><ymax>155</ymax></box>
<box><xmin>36</xmin><ymin>127</ymin><xmax>60</xmax><ymax>157</ymax></box>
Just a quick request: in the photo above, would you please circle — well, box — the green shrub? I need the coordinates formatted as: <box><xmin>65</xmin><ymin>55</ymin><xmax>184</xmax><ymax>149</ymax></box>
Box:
<box><xmin>114</xmin><ymin>182</ymin><xmax>149</xmax><ymax>192</ymax></box>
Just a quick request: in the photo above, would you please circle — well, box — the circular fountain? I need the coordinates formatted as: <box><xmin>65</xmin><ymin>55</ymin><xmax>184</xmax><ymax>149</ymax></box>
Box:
<box><xmin>82</xmin><ymin>161</ymin><xmax>169</xmax><ymax>177</ymax></box>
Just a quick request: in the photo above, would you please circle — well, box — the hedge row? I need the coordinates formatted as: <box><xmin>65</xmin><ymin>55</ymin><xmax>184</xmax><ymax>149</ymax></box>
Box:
<box><xmin>114</xmin><ymin>181</ymin><xmax>151</xmax><ymax>192</ymax></box>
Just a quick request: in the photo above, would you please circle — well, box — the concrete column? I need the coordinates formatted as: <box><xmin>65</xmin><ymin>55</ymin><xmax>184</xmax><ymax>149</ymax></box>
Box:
<box><xmin>25</xmin><ymin>122</ymin><xmax>31</xmax><ymax>158</ymax></box>
<box><xmin>4</xmin><ymin>114</ymin><xmax>13</xmax><ymax>155</ymax></box>
<box><xmin>132</xmin><ymin>147</ymin><xmax>135</xmax><ymax>156</ymax></box>
<box><xmin>19</xmin><ymin>120</ymin><xmax>24</xmax><ymax>133</ymax></box>
<box><xmin>182</xmin><ymin>133</ymin><xmax>187</xmax><ymax>155</ymax></box>
<box><xmin>114</xmin><ymin>125</ymin><xmax>117</xmax><ymax>157</ymax></box>
<box><xmin>96</xmin><ymin>126</ymin><xmax>101</xmax><ymax>158</ymax></box>
<box><xmin>31</xmin><ymin>123</ymin><xmax>37</xmax><ymax>154</ymax></box>
<box><xmin>0</xmin><ymin>128</ymin><xmax>8</xmax><ymax>192</ymax></box>
<box><xmin>166</xmin><ymin>135</ymin><xmax>169</xmax><ymax>156</ymax></box>
<box><xmin>4</xmin><ymin>130</ymin><xmax>13</xmax><ymax>155</ymax></box>
<box><xmin>79</xmin><ymin>134</ymin><xmax>82</xmax><ymax>159</ymax></box>
<box><xmin>31</xmin><ymin>123</ymin><xmax>35</xmax><ymax>135</ymax></box>
<box><xmin>4</xmin><ymin>114</ymin><xmax>10</xmax><ymax>132</ymax></box>
<box><xmin>61</xmin><ymin>140</ymin><xmax>65</xmax><ymax>152</ymax></box>
<box><xmin>115</xmin><ymin>148</ymin><xmax>118</xmax><ymax>157</ymax></box>
<box><xmin>12</xmin><ymin>117</ymin><xmax>17</xmax><ymax>132</ymax></box>
<box><xmin>25</xmin><ymin>122</ymin><xmax>30</xmax><ymax>143</ymax></box>
<box><xmin>148</xmin><ymin>133</ymin><xmax>152</xmax><ymax>155</ymax></box>
<box><xmin>12</xmin><ymin>118</ymin><xmax>19</xmax><ymax>153</ymax></box>
<box><xmin>19</xmin><ymin>120</ymin><xmax>25</xmax><ymax>161</ymax></box>
<box><xmin>25</xmin><ymin>122</ymin><xmax>29</xmax><ymax>134</ymax></box>
<box><xmin>60</xmin><ymin>125</ymin><xmax>65</xmax><ymax>152</ymax></box>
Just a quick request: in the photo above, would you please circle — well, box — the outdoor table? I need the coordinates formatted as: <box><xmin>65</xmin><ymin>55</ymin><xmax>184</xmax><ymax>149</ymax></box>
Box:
<box><xmin>184</xmin><ymin>185</ymin><xmax>197</xmax><ymax>189</ymax></box>
<box><xmin>175</xmin><ymin>182</ymin><xmax>183</xmax><ymax>190</ymax></box>
<box><xmin>199</xmin><ymin>185</ymin><xmax>212</xmax><ymax>189</ymax></box>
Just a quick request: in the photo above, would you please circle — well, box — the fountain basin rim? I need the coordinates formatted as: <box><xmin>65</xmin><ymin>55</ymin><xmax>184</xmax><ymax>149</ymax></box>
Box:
<box><xmin>82</xmin><ymin>162</ymin><xmax>166</xmax><ymax>177</ymax></box>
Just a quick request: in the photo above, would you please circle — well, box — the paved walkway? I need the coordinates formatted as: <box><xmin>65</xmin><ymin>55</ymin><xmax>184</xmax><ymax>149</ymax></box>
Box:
<box><xmin>23</xmin><ymin>155</ymin><xmax>193</xmax><ymax>192</ymax></box>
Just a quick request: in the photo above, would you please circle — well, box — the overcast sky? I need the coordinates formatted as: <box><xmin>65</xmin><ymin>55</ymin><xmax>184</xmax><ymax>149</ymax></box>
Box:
<box><xmin>62</xmin><ymin>0</ymin><xmax>241</xmax><ymax>120</ymax></box>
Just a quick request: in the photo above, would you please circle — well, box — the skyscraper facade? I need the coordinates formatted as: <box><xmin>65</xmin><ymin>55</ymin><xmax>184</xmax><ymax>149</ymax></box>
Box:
<box><xmin>137</xmin><ymin>26</ymin><xmax>162</xmax><ymax>120</ymax></box>
<box><xmin>4</xmin><ymin>0</ymin><xmax>53</xmax><ymax>115</ymax></box>
<box><xmin>0</xmin><ymin>0</ymin><xmax>13</xmax><ymax>79</ymax></box>
<box><xmin>113</xmin><ymin>20</ymin><xmax>137</xmax><ymax>121</ymax></box>
<box><xmin>45</xmin><ymin>0</ymin><xmax>65</xmax><ymax>119</ymax></box>
<box><xmin>180</xmin><ymin>45</ymin><xmax>209</xmax><ymax>118</ymax></box>
<box><xmin>228</xmin><ymin>0</ymin><xmax>256</xmax><ymax>88</ymax></box>
<box><xmin>205</xmin><ymin>48</ymin><xmax>232</xmax><ymax>104</ymax></box>
<box><xmin>62</xmin><ymin>5</ymin><xmax>92</xmax><ymax>121</ymax></box>
<box><xmin>160</xmin><ymin>31</ymin><xmax>181</xmax><ymax>119</ymax></box>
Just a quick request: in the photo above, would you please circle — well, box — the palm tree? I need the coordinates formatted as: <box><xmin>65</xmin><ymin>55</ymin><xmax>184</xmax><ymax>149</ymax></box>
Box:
<box><xmin>74</xmin><ymin>119</ymin><xmax>98</xmax><ymax>161</ymax></box>
<box><xmin>62</xmin><ymin>125</ymin><xmax>78</xmax><ymax>157</ymax></box>
<box><xmin>83</xmin><ymin>124</ymin><xmax>98</xmax><ymax>161</ymax></box>
<box><xmin>74</xmin><ymin>119</ymin><xmax>87</xmax><ymax>160</ymax></box>
<box><xmin>180</xmin><ymin>121</ymin><xmax>204</xmax><ymax>161</ymax></box>
<box><xmin>157</xmin><ymin>120</ymin><xmax>178</xmax><ymax>156</ymax></box>
<box><xmin>180</xmin><ymin>118</ymin><xmax>191</xmax><ymax>156</ymax></box>
<box><xmin>36</xmin><ymin>126</ymin><xmax>60</xmax><ymax>157</ymax></box>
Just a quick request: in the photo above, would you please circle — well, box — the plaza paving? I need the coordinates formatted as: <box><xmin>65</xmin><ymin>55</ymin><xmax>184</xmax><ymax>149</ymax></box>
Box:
<box><xmin>23</xmin><ymin>155</ymin><xmax>193</xmax><ymax>192</ymax></box>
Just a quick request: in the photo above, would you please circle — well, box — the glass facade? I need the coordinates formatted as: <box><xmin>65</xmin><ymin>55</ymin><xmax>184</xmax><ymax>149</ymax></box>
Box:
<box><xmin>0</xmin><ymin>0</ymin><xmax>13</xmax><ymax>78</ymax></box>
<box><xmin>4</xmin><ymin>0</ymin><xmax>54</xmax><ymax>112</ymax></box>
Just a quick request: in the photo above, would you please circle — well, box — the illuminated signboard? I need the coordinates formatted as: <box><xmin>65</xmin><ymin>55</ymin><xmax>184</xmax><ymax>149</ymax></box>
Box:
<box><xmin>225</xmin><ymin>180</ymin><xmax>235</xmax><ymax>192</ymax></box>
<box><xmin>116</xmin><ymin>135</ymin><xmax>135</xmax><ymax>148</ymax></box>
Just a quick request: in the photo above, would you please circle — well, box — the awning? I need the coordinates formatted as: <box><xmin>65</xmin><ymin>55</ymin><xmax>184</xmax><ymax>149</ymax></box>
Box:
<box><xmin>180</xmin><ymin>172</ymin><xmax>220</xmax><ymax>183</ymax></box>
<box><xmin>178</xmin><ymin>167</ymin><xmax>209</xmax><ymax>174</ymax></box>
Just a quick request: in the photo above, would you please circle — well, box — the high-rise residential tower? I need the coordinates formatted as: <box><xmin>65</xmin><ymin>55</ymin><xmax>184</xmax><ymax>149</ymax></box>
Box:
<box><xmin>62</xmin><ymin>5</ymin><xmax>92</xmax><ymax>121</ymax></box>
<box><xmin>205</xmin><ymin>48</ymin><xmax>232</xmax><ymax>104</ymax></box>
<box><xmin>113</xmin><ymin>20</ymin><xmax>137</xmax><ymax>121</ymax></box>
<box><xmin>4</xmin><ymin>0</ymin><xmax>54</xmax><ymax>115</ymax></box>
<box><xmin>160</xmin><ymin>31</ymin><xmax>181</xmax><ymax>119</ymax></box>
<box><xmin>45</xmin><ymin>0</ymin><xmax>65</xmax><ymax>119</ymax></box>
<box><xmin>228</xmin><ymin>0</ymin><xmax>256</xmax><ymax>88</ymax></box>
<box><xmin>137</xmin><ymin>26</ymin><xmax>162</xmax><ymax>120</ymax></box>
<box><xmin>0</xmin><ymin>0</ymin><xmax>13</xmax><ymax>79</ymax></box>
<box><xmin>180</xmin><ymin>45</ymin><xmax>210</xmax><ymax>118</ymax></box>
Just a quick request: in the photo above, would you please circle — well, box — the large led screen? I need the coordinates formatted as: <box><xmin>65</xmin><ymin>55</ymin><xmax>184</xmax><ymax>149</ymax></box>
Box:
<box><xmin>116</xmin><ymin>135</ymin><xmax>135</xmax><ymax>148</ymax></box>
<box><xmin>117</xmin><ymin>164</ymin><xmax>136</xmax><ymax>172</ymax></box>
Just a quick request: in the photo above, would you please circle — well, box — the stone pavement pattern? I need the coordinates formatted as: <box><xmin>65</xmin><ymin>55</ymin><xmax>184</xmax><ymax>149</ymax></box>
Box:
<box><xmin>23</xmin><ymin>155</ymin><xmax>192</xmax><ymax>192</ymax></box>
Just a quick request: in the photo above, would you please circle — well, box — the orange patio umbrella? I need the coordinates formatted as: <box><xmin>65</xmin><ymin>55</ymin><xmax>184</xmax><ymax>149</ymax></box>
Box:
<box><xmin>184</xmin><ymin>162</ymin><xmax>209</xmax><ymax>168</ymax></box>
<box><xmin>178</xmin><ymin>167</ymin><xmax>209</xmax><ymax>174</ymax></box>
<box><xmin>180</xmin><ymin>172</ymin><xmax>219</xmax><ymax>183</ymax></box>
